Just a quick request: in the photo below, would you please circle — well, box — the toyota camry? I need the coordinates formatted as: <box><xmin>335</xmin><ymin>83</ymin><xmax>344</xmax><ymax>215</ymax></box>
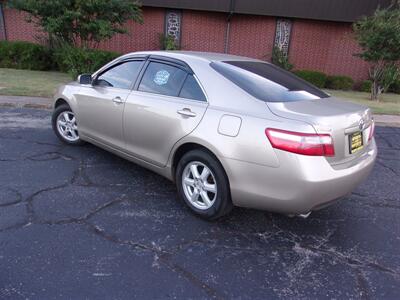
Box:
<box><xmin>52</xmin><ymin>51</ymin><xmax>377</xmax><ymax>220</ymax></box>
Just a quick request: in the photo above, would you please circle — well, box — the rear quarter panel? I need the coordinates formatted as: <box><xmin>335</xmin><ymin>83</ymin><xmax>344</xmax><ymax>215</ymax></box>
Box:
<box><xmin>168</xmin><ymin>105</ymin><xmax>317</xmax><ymax>174</ymax></box>
<box><xmin>167</xmin><ymin>56</ymin><xmax>318</xmax><ymax>177</ymax></box>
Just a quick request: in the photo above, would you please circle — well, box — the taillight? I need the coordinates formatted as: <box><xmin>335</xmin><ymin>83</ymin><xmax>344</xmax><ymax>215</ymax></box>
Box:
<box><xmin>368</xmin><ymin>121</ymin><xmax>375</xmax><ymax>141</ymax></box>
<box><xmin>265</xmin><ymin>128</ymin><xmax>335</xmax><ymax>156</ymax></box>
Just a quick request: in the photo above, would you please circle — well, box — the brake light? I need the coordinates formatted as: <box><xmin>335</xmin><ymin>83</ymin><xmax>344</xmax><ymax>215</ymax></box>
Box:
<box><xmin>368</xmin><ymin>121</ymin><xmax>375</xmax><ymax>141</ymax></box>
<box><xmin>265</xmin><ymin>128</ymin><xmax>335</xmax><ymax>156</ymax></box>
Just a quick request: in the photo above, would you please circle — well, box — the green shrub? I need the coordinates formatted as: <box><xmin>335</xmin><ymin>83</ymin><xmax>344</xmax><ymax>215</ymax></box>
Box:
<box><xmin>159</xmin><ymin>33</ymin><xmax>179</xmax><ymax>50</ymax></box>
<box><xmin>293</xmin><ymin>70</ymin><xmax>327</xmax><ymax>88</ymax></box>
<box><xmin>0</xmin><ymin>41</ymin><xmax>54</xmax><ymax>70</ymax></box>
<box><xmin>54</xmin><ymin>45</ymin><xmax>120</xmax><ymax>78</ymax></box>
<box><xmin>388</xmin><ymin>80</ymin><xmax>400</xmax><ymax>94</ymax></box>
<box><xmin>271</xmin><ymin>46</ymin><xmax>293</xmax><ymax>71</ymax></box>
<box><xmin>326</xmin><ymin>75</ymin><xmax>354</xmax><ymax>90</ymax></box>
<box><xmin>359</xmin><ymin>80</ymin><xmax>372</xmax><ymax>93</ymax></box>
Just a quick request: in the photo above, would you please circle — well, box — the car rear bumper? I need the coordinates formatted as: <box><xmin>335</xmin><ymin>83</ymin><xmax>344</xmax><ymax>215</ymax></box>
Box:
<box><xmin>223</xmin><ymin>139</ymin><xmax>377</xmax><ymax>214</ymax></box>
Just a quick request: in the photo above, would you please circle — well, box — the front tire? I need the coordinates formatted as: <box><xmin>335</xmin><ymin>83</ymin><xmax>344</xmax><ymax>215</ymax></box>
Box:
<box><xmin>52</xmin><ymin>104</ymin><xmax>84</xmax><ymax>145</ymax></box>
<box><xmin>176</xmin><ymin>149</ymin><xmax>233</xmax><ymax>220</ymax></box>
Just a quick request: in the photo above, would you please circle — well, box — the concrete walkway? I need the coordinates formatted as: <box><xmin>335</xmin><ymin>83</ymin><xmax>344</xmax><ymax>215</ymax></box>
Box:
<box><xmin>0</xmin><ymin>94</ymin><xmax>399</xmax><ymax>126</ymax></box>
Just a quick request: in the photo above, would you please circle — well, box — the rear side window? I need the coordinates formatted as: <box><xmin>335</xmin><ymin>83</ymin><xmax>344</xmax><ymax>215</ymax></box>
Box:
<box><xmin>179</xmin><ymin>74</ymin><xmax>206</xmax><ymax>101</ymax></box>
<box><xmin>139</xmin><ymin>62</ymin><xmax>186</xmax><ymax>97</ymax></box>
<box><xmin>95</xmin><ymin>60</ymin><xmax>143</xmax><ymax>89</ymax></box>
<box><xmin>210</xmin><ymin>61</ymin><xmax>329</xmax><ymax>102</ymax></box>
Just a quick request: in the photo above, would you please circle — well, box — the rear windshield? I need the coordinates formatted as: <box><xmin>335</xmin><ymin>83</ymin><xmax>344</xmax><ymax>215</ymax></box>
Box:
<box><xmin>210</xmin><ymin>61</ymin><xmax>329</xmax><ymax>102</ymax></box>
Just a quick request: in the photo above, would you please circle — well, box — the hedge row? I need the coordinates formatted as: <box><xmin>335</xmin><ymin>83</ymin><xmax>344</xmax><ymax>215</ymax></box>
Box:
<box><xmin>360</xmin><ymin>80</ymin><xmax>372</xmax><ymax>93</ymax></box>
<box><xmin>0</xmin><ymin>41</ymin><xmax>54</xmax><ymax>70</ymax></box>
<box><xmin>389</xmin><ymin>80</ymin><xmax>400</xmax><ymax>94</ymax></box>
<box><xmin>293</xmin><ymin>70</ymin><xmax>355</xmax><ymax>90</ymax></box>
<box><xmin>326</xmin><ymin>75</ymin><xmax>355</xmax><ymax>90</ymax></box>
<box><xmin>346</xmin><ymin>79</ymin><xmax>400</xmax><ymax>93</ymax></box>
<box><xmin>293</xmin><ymin>70</ymin><xmax>328</xmax><ymax>88</ymax></box>
<box><xmin>293</xmin><ymin>69</ymin><xmax>400</xmax><ymax>93</ymax></box>
<box><xmin>1</xmin><ymin>41</ymin><xmax>399</xmax><ymax>92</ymax></box>
<box><xmin>0</xmin><ymin>41</ymin><xmax>119</xmax><ymax>78</ymax></box>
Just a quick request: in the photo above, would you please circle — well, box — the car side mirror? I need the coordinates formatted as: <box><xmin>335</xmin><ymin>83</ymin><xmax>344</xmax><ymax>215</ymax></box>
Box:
<box><xmin>78</xmin><ymin>74</ymin><xmax>92</xmax><ymax>85</ymax></box>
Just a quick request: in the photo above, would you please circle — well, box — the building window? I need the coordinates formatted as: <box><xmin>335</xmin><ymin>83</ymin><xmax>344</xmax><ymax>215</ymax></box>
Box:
<box><xmin>274</xmin><ymin>19</ymin><xmax>292</xmax><ymax>56</ymax></box>
<box><xmin>165</xmin><ymin>10</ymin><xmax>182</xmax><ymax>47</ymax></box>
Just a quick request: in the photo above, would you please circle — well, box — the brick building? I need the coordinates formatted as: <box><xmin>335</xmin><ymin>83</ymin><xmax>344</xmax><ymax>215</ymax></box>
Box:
<box><xmin>0</xmin><ymin>0</ymin><xmax>392</xmax><ymax>82</ymax></box>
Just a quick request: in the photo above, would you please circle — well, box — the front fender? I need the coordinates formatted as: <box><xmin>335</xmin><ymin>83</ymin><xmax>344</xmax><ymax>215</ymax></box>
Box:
<box><xmin>53</xmin><ymin>83</ymin><xmax>80</xmax><ymax>113</ymax></box>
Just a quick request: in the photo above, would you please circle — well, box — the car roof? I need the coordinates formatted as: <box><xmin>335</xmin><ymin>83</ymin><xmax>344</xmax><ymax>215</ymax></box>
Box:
<box><xmin>123</xmin><ymin>50</ymin><xmax>262</xmax><ymax>63</ymax></box>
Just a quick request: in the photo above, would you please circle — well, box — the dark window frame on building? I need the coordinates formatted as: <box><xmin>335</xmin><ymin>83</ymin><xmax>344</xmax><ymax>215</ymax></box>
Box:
<box><xmin>164</xmin><ymin>9</ymin><xmax>182</xmax><ymax>48</ymax></box>
<box><xmin>273</xmin><ymin>18</ymin><xmax>293</xmax><ymax>57</ymax></box>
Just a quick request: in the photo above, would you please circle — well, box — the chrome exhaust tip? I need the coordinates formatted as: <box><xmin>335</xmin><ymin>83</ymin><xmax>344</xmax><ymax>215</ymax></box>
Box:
<box><xmin>298</xmin><ymin>211</ymin><xmax>311</xmax><ymax>219</ymax></box>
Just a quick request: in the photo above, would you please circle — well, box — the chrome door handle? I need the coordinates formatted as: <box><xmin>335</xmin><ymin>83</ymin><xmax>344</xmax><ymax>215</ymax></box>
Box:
<box><xmin>112</xmin><ymin>96</ymin><xmax>124</xmax><ymax>104</ymax></box>
<box><xmin>177</xmin><ymin>108</ymin><xmax>196</xmax><ymax>118</ymax></box>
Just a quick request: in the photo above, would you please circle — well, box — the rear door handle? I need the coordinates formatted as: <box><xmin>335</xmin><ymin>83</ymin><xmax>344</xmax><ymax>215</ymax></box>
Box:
<box><xmin>112</xmin><ymin>96</ymin><xmax>124</xmax><ymax>104</ymax></box>
<box><xmin>177</xmin><ymin>108</ymin><xmax>197</xmax><ymax>118</ymax></box>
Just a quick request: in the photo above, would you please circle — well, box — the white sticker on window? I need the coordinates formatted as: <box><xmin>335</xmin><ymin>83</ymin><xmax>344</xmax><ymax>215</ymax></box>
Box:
<box><xmin>154</xmin><ymin>70</ymin><xmax>170</xmax><ymax>85</ymax></box>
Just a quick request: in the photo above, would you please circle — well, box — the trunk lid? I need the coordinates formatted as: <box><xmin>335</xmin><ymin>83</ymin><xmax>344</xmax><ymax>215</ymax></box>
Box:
<box><xmin>266</xmin><ymin>97</ymin><xmax>374</xmax><ymax>165</ymax></box>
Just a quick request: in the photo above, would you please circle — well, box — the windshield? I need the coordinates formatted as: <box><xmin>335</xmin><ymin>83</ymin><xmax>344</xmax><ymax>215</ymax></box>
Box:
<box><xmin>210</xmin><ymin>61</ymin><xmax>329</xmax><ymax>102</ymax></box>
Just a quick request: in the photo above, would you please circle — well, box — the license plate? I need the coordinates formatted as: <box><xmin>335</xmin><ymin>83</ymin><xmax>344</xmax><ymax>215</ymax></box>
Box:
<box><xmin>349</xmin><ymin>131</ymin><xmax>363</xmax><ymax>154</ymax></box>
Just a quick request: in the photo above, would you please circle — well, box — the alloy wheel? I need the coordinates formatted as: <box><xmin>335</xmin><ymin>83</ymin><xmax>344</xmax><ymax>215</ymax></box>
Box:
<box><xmin>56</xmin><ymin>111</ymin><xmax>79</xmax><ymax>142</ymax></box>
<box><xmin>182</xmin><ymin>161</ymin><xmax>217</xmax><ymax>210</ymax></box>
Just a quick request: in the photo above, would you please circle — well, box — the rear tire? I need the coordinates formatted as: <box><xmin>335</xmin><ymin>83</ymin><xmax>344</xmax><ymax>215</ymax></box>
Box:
<box><xmin>52</xmin><ymin>104</ymin><xmax>84</xmax><ymax>146</ymax></box>
<box><xmin>176</xmin><ymin>149</ymin><xmax>233</xmax><ymax>220</ymax></box>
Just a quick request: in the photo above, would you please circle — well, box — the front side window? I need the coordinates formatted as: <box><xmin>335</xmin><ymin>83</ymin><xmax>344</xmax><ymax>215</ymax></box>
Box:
<box><xmin>138</xmin><ymin>62</ymin><xmax>186</xmax><ymax>97</ymax></box>
<box><xmin>179</xmin><ymin>74</ymin><xmax>206</xmax><ymax>101</ymax></box>
<box><xmin>211</xmin><ymin>61</ymin><xmax>329</xmax><ymax>102</ymax></box>
<box><xmin>95</xmin><ymin>60</ymin><xmax>143</xmax><ymax>89</ymax></box>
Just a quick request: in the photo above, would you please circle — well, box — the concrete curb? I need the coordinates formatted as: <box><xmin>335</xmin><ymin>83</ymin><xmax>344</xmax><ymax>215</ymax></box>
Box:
<box><xmin>0</xmin><ymin>95</ymin><xmax>52</xmax><ymax>109</ymax></box>
<box><xmin>0</xmin><ymin>95</ymin><xmax>399</xmax><ymax>127</ymax></box>
<box><xmin>374</xmin><ymin>114</ymin><xmax>400</xmax><ymax>127</ymax></box>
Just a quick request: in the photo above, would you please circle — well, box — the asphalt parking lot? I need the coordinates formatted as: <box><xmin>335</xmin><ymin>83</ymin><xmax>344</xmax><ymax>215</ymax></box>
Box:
<box><xmin>0</xmin><ymin>107</ymin><xmax>399</xmax><ymax>299</ymax></box>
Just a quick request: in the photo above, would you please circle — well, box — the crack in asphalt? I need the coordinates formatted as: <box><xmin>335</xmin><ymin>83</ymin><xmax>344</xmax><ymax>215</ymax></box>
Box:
<box><xmin>0</xmin><ymin>135</ymin><xmax>222</xmax><ymax>298</ymax></box>
<box><xmin>377</xmin><ymin>159</ymin><xmax>399</xmax><ymax>176</ymax></box>
<box><xmin>376</xmin><ymin>133</ymin><xmax>395</xmax><ymax>149</ymax></box>
<box><xmin>1</xmin><ymin>108</ymin><xmax>399</xmax><ymax>299</ymax></box>
<box><xmin>83</xmin><ymin>221</ymin><xmax>224</xmax><ymax>299</ymax></box>
<box><xmin>262</xmin><ymin>221</ymin><xmax>399</xmax><ymax>298</ymax></box>
<box><xmin>27</xmin><ymin>151</ymin><xmax>74</xmax><ymax>162</ymax></box>
<box><xmin>1</xmin><ymin>172</ymin><xmax>221</xmax><ymax>298</ymax></box>
<box><xmin>0</xmin><ymin>187</ymin><xmax>23</xmax><ymax>207</ymax></box>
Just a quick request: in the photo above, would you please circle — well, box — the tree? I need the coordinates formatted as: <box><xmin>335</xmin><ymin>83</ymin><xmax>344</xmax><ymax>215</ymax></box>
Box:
<box><xmin>353</xmin><ymin>2</ymin><xmax>400</xmax><ymax>101</ymax></box>
<box><xmin>7</xmin><ymin>0</ymin><xmax>142</xmax><ymax>48</ymax></box>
